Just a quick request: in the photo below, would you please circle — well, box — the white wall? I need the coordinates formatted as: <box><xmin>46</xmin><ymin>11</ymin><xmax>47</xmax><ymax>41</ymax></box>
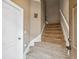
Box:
<box><xmin>59</xmin><ymin>0</ymin><xmax>69</xmax><ymax>46</ymax></box>
<box><xmin>60</xmin><ymin>0</ymin><xmax>69</xmax><ymax>24</ymax></box>
<box><xmin>30</xmin><ymin>0</ymin><xmax>41</xmax><ymax>40</ymax></box>
<box><xmin>46</xmin><ymin>0</ymin><xmax>60</xmax><ymax>24</ymax></box>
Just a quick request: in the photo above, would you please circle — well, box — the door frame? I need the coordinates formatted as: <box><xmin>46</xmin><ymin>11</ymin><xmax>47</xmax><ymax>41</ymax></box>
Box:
<box><xmin>69</xmin><ymin>0</ymin><xmax>77</xmax><ymax>59</ymax></box>
<box><xmin>3</xmin><ymin>0</ymin><xmax>24</xmax><ymax>59</ymax></box>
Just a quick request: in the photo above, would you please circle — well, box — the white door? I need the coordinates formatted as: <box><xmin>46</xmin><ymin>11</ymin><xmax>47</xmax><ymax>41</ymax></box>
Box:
<box><xmin>2</xmin><ymin>1</ymin><xmax>23</xmax><ymax>59</ymax></box>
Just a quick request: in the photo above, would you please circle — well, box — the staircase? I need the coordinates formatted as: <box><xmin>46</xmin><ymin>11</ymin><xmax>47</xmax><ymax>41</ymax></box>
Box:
<box><xmin>42</xmin><ymin>23</ymin><xmax>65</xmax><ymax>46</ymax></box>
<box><xmin>26</xmin><ymin>23</ymin><xmax>68</xmax><ymax>59</ymax></box>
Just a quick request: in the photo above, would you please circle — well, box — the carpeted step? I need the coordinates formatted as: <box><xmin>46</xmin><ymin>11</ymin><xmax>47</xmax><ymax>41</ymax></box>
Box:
<box><xmin>43</xmin><ymin>31</ymin><xmax>63</xmax><ymax>34</ymax></box>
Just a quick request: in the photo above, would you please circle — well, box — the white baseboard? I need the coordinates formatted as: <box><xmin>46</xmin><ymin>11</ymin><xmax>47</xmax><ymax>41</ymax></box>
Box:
<box><xmin>60</xmin><ymin>10</ymin><xmax>69</xmax><ymax>30</ymax></box>
<box><xmin>41</xmin><ymin>23</ymin><xmax>45</xmax><ymax>34</ymax></box>
<box><xmin>61</xmin><ymin>23</ymin><xmax>69</xmax><ymax>46</ymax></box>
<box><xmin>24</xmin><ymin>24</ymin><xmax>45</xmax><ymax>59</ymax></box>
<box><xmin>46</xmin><ymin>21</ymin><xmax>49</xmax><ymax>24</ymax></box>
<box><xmin>59</xmin><ymin>9</ymin><xmax>69</xmax><ymax>46</ymax></box>
<box><xmin>24</xmin><ymin>34</ymin><xmax>41</xmax><ymax>59</ymax></box>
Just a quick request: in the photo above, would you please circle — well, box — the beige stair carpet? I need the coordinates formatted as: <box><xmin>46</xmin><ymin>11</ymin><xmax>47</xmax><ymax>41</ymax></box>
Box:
<box><xmin>26</xmin><ymin>23</ymin><xmax>69</xmax><ymax>59</ymax></box>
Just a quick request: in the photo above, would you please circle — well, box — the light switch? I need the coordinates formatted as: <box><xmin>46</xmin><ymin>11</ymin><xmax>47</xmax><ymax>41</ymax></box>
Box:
<box><xmin>34</xmin><ymin>13</ymin><xmax>38</xmax><ymax>18</ymax></box>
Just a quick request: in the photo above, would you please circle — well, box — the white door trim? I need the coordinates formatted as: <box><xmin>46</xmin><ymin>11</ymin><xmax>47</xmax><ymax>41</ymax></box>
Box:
<box><xmin>3</xmin><ymin>0</ymin><xmax>23</xmax><ymax>10</ymax></box>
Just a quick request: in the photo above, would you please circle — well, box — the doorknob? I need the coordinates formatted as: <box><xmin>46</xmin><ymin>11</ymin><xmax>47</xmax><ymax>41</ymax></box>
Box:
<box><xmin>18</xmin><ymin>37</ymin><xmax>21</xmax><ymax>40</ymax></box>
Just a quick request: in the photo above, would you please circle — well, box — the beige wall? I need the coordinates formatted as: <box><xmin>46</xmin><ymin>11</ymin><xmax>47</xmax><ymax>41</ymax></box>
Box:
<box><xmin>30</xmin><ymin>0</ymin><xmax>41</xmax><ymax>40</ymax></box>
<box><xmin>60</xmin><ymin>0</ymin><xmax>69</xmax><ymax>24</ymax></box>
<box><xmin>46</xmin><ymin>0</ymin><xmax>60</xmax><ymax>24</ymax></box>
<box><xmin>12</xmin><ymin>0</ymin><xmax>30</xmax><ymax>51</ymax></box>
